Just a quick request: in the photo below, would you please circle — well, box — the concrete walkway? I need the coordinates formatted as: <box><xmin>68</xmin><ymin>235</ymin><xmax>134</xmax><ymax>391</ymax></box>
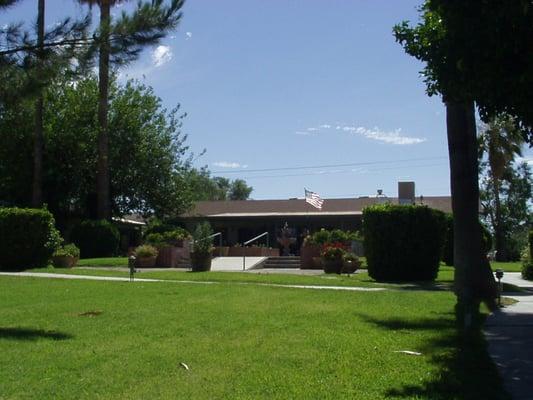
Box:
<box><xmin>0</xmin><ymin>271</ymin><xmax>385</xmax><ymax>292</ymax></box>
<box><xmin>485</xmin><ymin>272</ymin><xmax>533</xmax><ymax>400</ymax></box>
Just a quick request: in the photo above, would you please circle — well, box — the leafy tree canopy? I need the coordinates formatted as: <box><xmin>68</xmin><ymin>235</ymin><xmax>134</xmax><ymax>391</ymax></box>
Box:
<box><xmin>394</xmin><ymin>0</ymin><xmax>533</xmax><ymax>140</ymax></box>
<box><xmin>184</xmin><ymin>169</ymin><xmax>253</xmax><ymax>201</ymax></box>
<box><xmin>0</xmin><ymin>75</ymin><xmax>194</xmax><ymax>221</ymax></box>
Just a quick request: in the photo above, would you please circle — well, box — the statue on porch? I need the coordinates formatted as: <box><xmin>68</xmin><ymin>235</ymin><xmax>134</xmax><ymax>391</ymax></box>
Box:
<box><xmin>277</xmin><ymin>222</ymin><xmax>296</xmax><ymax>256</ymax></box>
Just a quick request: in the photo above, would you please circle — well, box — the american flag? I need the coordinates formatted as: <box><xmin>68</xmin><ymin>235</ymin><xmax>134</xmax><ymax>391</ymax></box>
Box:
<box><xmin>305</xmin><ymin>188</ymin><xmax>324</xmax><ymax>210</ymax></box>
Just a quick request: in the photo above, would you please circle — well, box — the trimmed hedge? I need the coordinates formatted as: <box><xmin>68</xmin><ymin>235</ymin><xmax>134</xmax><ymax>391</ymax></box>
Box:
<box><xmin>363</xmin><ymin>204</ymin><xmax>446</xmax><ymax>281</ymax></box>
<box><xmin>70</xmin><ymin>220</ymin><xmax>120</xmax><ymax>258</ymax></box>
<box><xmin>442</xmin><ymin>214</ymin><xmax>493</xmax><ymax>266</ymax></box>
<box><xmin>0</xmin><ymin>207</ymin><xmax>62</xmax><ymax>270</ymax></box>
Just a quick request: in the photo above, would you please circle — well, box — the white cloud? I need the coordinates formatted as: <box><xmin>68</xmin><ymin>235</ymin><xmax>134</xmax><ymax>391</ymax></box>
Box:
<box><xmin>213</xmin><ymin>161</ymin><xmax>248</xmax><ymax>169</ymax></box>
<box><xmin>152</xmin><ymin>45</ymin><xmax>172</xmax><ymax>67</ymax></box>
<box><xmin>296</xmin><ymin>122</ymin><xmax>426</xmax><ymax>145</ymax></box>
<box><xmin>185</xmin><ymin>32</ymin><xmax>192</xmax><ymax>40</ymax></box>
<box><xmin>342</xmin><ymin>125</ymin><xmax>426</xmax><ymax>145</ymax></box>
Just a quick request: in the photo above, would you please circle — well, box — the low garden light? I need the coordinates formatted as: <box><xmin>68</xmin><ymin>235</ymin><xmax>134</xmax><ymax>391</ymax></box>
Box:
<box><xmin>495</xmin><ymin>269</ymin><xmax>504</xmax><ymax>307</ymax></box>
<box><xmin>129</xmin><ymin>255</ymin><xmax>136</xmax><ymax>282</ymax></box>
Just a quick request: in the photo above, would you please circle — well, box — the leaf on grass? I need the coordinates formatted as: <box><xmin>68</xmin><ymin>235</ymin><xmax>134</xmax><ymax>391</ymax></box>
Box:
<box><xmin>78</xmin><ymin>310</ymin><xmax>103</xmax><ymax>317</ymax></box>
<box><xmin>393</xmin><ymin>350</ymin><xmax>422</xmax><ymax>356</ymax></box>
<box><xmin>179</xmin><ymin>362</ymin><xmax>189</xmax><ymax>370</ymax></box>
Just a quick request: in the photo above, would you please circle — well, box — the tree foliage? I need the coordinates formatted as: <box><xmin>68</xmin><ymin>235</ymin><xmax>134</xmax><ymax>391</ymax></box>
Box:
<box><xmin>480</xmin><ymin>161</ymin><xmax>533</xmax><ymax>260</ymax></box>
<box><xmin>0</xmin><ymin>76</ymin><xmax>194</xmax><ymax>221</ymax></box>
<box><xmin>394</xmin><ymin>1</ymin><xmax>533</xmax><ymax>139</ymax></box>
<box><xmin>185</xmin><ymin>169</ymin><xmax>253</xmax><ymax>201</ymax></box>
<box><xmin>479</xmin><ymin>115</ymin><xmax>528</xmax><ymax>260</ymax></box>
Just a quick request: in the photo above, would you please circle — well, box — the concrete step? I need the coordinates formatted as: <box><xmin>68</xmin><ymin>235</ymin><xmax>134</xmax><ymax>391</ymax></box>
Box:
<box><xmin>263</xmin><ymin>256</ymin><xmax>301</xmax><ymax>269</ymax></box>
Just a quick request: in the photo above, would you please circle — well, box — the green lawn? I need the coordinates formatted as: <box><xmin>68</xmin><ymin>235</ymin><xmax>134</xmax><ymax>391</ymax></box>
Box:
<box><xmin>77</xmin><ymin>257</ymin><xmax>129</xmax><ymax>267</ymax></box>
<box><xmin>0</xmin><ymin>276</ymin><xmax>508</xmax><ymax>399</ymax></box>
<box><xmin>28</xmin><ymin>262</ymin><xmax>521</xmax><ymax>293</ymax></box>
<box><xmin>490</xmin><ymin>261</ymin><xmax>523</xmax><ymax>272</ymax></box>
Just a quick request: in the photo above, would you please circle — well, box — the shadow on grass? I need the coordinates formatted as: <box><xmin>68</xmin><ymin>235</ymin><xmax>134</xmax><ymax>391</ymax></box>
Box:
<box><xmin>0</xmin><ymin>327</ymin><xmax>72</xmax><ymax>341</ymax></box>
<box><xmin>356</xmin><ymin>313</ymin><xmax>511</xmax><ymax>400</ymax></box>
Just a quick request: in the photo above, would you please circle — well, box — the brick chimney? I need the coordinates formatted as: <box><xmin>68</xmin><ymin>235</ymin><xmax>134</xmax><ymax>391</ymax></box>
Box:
<box><xmin>398</xmin><ymin>181</ymin><xmax>415</xmax><ymax>205</ymax></box>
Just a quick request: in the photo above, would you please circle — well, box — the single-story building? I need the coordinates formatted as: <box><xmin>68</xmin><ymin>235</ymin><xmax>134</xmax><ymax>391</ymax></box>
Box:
<box><xmin>179</xmin><ymin>182</ymin><xmax>452</xmax><ymax>253</ymax></box>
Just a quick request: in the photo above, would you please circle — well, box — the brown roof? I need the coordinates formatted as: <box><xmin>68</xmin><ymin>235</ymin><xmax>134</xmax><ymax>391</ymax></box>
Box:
<box><xmin>183</xmin><ymin>196</ymin><xmax>452</xmax><ymax>218</ymax></box>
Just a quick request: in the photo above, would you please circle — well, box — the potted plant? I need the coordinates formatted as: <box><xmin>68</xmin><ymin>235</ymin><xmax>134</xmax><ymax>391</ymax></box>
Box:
<box><xmin>134</xmin><ymin>245</ymin><xmax>158</xmax><ymax>267</ymax></box>
<box><xmin>191</xmin><ymin>222</ymin><xmax>214</xmax><ymax>272</ymax></box>
<box><xmin>342</xmin><ymin>252</ymin><xmax>361</xmax><ymax>274</ymax></box>
<box><xmin>321</xmin><ymin>243</ymin><xmax>347</xmax><ymax>274</ymax></box>
<box><xmin>52</xmin><ymin>244</ymin><xmax>80</xmax><ymax>268</ymax></box>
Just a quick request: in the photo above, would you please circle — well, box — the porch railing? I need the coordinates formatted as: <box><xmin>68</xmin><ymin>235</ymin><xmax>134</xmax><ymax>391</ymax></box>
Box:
<box><xmin>242</xmin><ymin>231</ymin><xmax>269</xmax><ymax>271</ymax></box>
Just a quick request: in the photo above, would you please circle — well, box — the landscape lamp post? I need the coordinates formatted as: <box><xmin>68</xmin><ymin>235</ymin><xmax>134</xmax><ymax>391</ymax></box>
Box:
<box><xmin>495</xmin><ymin>269</ymin><xmax>504</xmax><ymax>307</ymax></box>
<box><xmin>129</xmin><ymin>255</ymin><xmax>136</xmax><ymax>282</ymax></box>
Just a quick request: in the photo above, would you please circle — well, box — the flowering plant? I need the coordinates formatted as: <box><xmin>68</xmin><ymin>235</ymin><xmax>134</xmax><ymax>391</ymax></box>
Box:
<box><xmin>321</xmin><ymin>242</ymin><xmax>348</xmax><ymax>260</ymax></box>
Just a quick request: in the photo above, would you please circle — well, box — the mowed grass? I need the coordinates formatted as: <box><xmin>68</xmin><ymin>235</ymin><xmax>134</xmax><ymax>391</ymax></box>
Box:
<box><xmin>77</xmin><ymin>257</ymin><xmax>129</xmax><ymax>267</ymax></box>
<box><xmin>0</xmin><ymin>276</ymin><xmax>508</xmax><ymax>399</ymax></box>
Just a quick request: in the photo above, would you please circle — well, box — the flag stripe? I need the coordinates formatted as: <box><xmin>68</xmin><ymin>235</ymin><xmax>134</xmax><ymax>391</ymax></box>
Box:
<box><xmin>305</xmin><ymin>189</ymin><xmax>324</xmax><ymax>210</ymax></box>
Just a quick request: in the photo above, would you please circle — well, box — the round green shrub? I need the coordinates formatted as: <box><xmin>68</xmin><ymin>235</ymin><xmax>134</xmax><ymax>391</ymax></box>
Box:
<box><xmin>53</xmin><ymin>243</ymin><xmax>80</xmax><ymax>258</ymax></box>
<box><xmin>363</xmin><ymin>204</ymin><xmax>446</xmax><ymax>281</ymax></box>
<box><xmin>0</xmin><ymin>207</ymin><xmax>62</xmax><ymax>270</ymax></box>
<box><xmin>70</xmin><ymin>219</ymin><xmax>119</xmax><ymax>258</ymax></box>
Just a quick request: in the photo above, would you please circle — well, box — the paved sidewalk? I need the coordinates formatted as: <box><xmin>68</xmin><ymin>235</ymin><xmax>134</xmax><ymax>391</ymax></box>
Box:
<box><xmin>485</xmin><ymin>273</ymin><xmax>533</xmax><ymax>400</ymax></box>
<box><xmin>0</xmin><ymin>271</ymin><xmax>385</xmax><ymax>292</ymax></box>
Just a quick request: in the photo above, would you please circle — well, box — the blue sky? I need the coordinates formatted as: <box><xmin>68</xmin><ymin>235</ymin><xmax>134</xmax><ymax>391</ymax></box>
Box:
<box><xmin>2</xmin><ymin>1</ymin><xmax>532</xmax><ymax>200</ymax></box>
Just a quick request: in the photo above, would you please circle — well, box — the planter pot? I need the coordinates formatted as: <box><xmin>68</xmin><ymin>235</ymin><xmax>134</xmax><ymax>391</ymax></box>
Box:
<box><xmin>136</xmin><ymin>256</ymin><xmax>157</xmax><ymax>268</ymax></box>
<box><xmin>156</xmin><ymin>246</ymin><xmax>178</xmax><ymax>268</ymax></box>
<box><xmin>52</xmin><ymin>256</ymin><xmax>79</xmax><ymax>268</ymax></box>
<box><xmin>342</xmin><ymin>260</ymin><xmax>360</xmax><ymax>274</ymax></box>
<box><xmin>323</xmin><ymin>258</ymin><xmax>343</xmax><ymax>274</ymax></box>
<box><xmin>300</xmin><ymin>244</ymin><xmax>322</xmax><ymax>269</ymax></box>
<box><xmin>312</xmin><ymin>256</ymin><xmax>324</xmax><ymax>269</ymax></box>
<box><xmin>191</xmin><ymin>252</ymin><xmax>212</xmax><ymax>272</ymax></box>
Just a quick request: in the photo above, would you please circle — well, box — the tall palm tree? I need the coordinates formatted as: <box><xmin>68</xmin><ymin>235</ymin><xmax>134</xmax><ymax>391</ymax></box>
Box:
<box><xmin>79</xmin><ymin>0</ymin><xmax>183</xmax><ymax>219</ymax></box>
<box><xmin>78</xmin><ymin>0</ymin><xmax>114</xmax><ymax>219</ymax></box>
<box><xmin>32</xmin><ymin>0</ymin><xmax>45</xmax><ymax>207</ymax></box>
<box><xmin>479</xmin><ymin>115</ymin><xmax>524</xmax><ymax>261</ymax></box>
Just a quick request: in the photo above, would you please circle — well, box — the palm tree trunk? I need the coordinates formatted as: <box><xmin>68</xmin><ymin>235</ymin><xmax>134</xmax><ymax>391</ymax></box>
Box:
<box><xmin>446</xmin><ymin>100</ymin><xmax>497</xmax><ymax>329</ymax></box>
<box><xmin>96</xmin><ymin>0</ymin><xmax>111</xmax><ymax>220</ymax></box>
<box><xmin>31</xmin><ymin>0</ymin><xmax>45</xmax><ymax>208</ymax></box>
<box><xmin>492</xmin><ymin>179</ymin><xmax>506</xmax><ymax>261</ymax></box>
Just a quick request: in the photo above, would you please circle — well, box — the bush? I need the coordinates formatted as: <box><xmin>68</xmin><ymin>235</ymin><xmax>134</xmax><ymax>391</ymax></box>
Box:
<box><xmin>70</xmin><ymin>220</ymin><xmax>120</xmax><ymax>258</ymax></box>
<box><xmin>321</xmin><ymin>243</ymin><xmax>347</xmax><ymax>261</ymax></box>
<box><xmin>0</xmin><ymin>207</ymin><xmax>62</xmax><ymax>270</ymax></box>
<box><xmin>441</xmin><ymin>214</ymin><xmax>493</xmax><ymax>266</ymax></box>
<box><xmin>305</xmin><ymin>229</ymin><xmax>361</xmax><ymax>246</ymax></box>
<box><xmin>363</xmin><ymin>204</ymin><xmax>446</xmax><ymax>281</ymax></box>
<box><xmin>192</xmin><ymin>222</ymin><xmax>213</xmax><ymax>255</ymax></box>
<box><xmin>134</xmin><ymin>244</ymin><xmax>158</xmax><ymax>258</ymax></box>
<box><xmin>53</xmin><ymin>243</ymin><xmax>80</xmax><ymax>258</ymax></box>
